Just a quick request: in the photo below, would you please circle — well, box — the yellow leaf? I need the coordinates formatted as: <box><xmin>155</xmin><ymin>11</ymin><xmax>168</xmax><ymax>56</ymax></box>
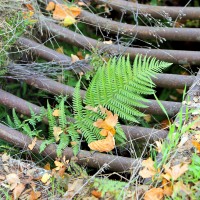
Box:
<box><xmin>41</xmin><ymin>173</ymin><xmax>51</xmax><ymax>183</ymax></box>
<box><xmin>46</xmin><ymin>1</ymin><xmax>55</xmax><ymax>11</ymax></box>
<box><xmin>13</xmin><ymin>183</ymin><xmax>25</xmax><ymax>200</ymax></box>
<box><xmin>56</xmin><ymin>47</ymin><xmax>64</xmax><ymax>54</ymax></box>
<box><xmin>63</xmin><ymin>15</ymin><xmax>76</xmax><ymax>26</ymax></box>
<box><xmin>139</xmin><ymin>157</ymin><xmax>157</xmax><ymax>178</ymax></box>
<box><xmin>28</xmin><ymin>137</ymin><xmax>37</xmax><ymax>150</ymax></box>
<box><xmin>52</xmin><ymin>109</ymin><xmax>60</xmax><ymax>116</ymax></box>
<box><xmin>88</xmin><ymin>132</ymin><xmax>115</xmax><ymax>152</ymax></box>
<box><xmin>163</xmin><ymin>163</ymin><xmax>188</xmax><ymax>181</ymax></box>
<box><xmin>144</xmin><ymin>188</ymin><xmax>164</xmax><ymax>200</ymax></box>
<box><xmin>53</xmin><ymin>126</ymin><xmax>63</xmax><ymax>142</ymax></box>
<box><xmin>54</xmin><ymin>160</ymin><xmax>64</xmax><ymax>170</ymax></box>
<box><xmin>192</xmin><ymin>140</ymin><xmax>200</xmax><ymax>151</ymax></box>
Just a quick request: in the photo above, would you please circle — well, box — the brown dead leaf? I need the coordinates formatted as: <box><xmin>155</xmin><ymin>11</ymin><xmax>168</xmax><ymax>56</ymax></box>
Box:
<box><xmin>162</xmin><ymin>179</ymin><xmax>173</xmax><ymax>196</ymax></box>
<box><xmin>162</xmin><ymin>163</ymin><xmax>188</xmax><ymax>181</ymax></box>
<box><xmin>139</xmin><ymin>157</ymin><xmax>157</xmax><ymax>178</ymax></box>
<box><xmin>25</xmin><ymin>4</ymin><xmax>34</xmax><ymax>11</ymax></box>
<box><xmin>93</xmin><ymin>109</ymin><xmax>118</xmax><ymax>136</ymax></box>
<box><xmin>85</xmin><ymin>105</ymin><xmax>98</xmax><ymax>112</ymax></box>
<box><xmin>2</xmin><ymin>153</ymin><xmax>10</xmax><ymax>162</ymax></box>
<box><xmin>191</xmin><ymin>116</ymin><xmax>200</xmax><ymax>129</ymax></box>
<box><xmin>53</xmin><ymin>126</ymin><xmax>63</xmax><ymax>142</ymax></box>
<box><xmin>54</xmin><ymin>160</ymin><xmax>64</xmax><ymax>171</ymax></box>
<box><xmin>91</xmin><ymin>190</ymin><xmax>102</xmax><ymax>198</ymax></box>
<box><xmin>77</xmin><ymin>51</ymin><xmax>84</xmax><ymax>60</ymax></box>
<box><xmin>52</xmin><ymin>109</ymin><xmax>60</xmax><ymax>116</ymax></box>
<box><xmin>160</xmin><ymin>119</ymin><xmax>171</xmax><ymax>129</ymax></box>
<box><xmin>172</xmin><ymin>181</ymin><xmax>191</xmax><ymax>197</ymax></box>
<box><xmin>29</xmin><ymin>190</ymin><xmax>41</xmax><ymax>200</ymax></box>
<box><xmin>144</xmin><ymin>188</ymin><xmax>164</xmax><ymax>200</ymax></box>
<box><xmin>13</xmin><ymin>183</ymin><xmax>25</xmax><ymax>200</ymax></box>
<box><xmin>46</xmin><ymin>1</ymin><xmax>55</xmax><ymax>11</ymax></box>
<box><xmin>88</xmin><ymin>132</ymin><xmax>115</xmax><ymax>152</ymax></box>
<box><xmin>44</xmin><ymin>162</ymin><xmax>51</xmax><ymax>170</ymax></box>
<box><xmin>28</xmin><ymin>137</ymin><xmax>37</xmax><ymax>150</ymax></box>
<box><xmin>71</xmin><ymin>54</ymin><xmax>80</xmax><ymax>63</ymax></box>
<box><xmin>6</xmin><ymin>173</ymin><xmax>20</xmax><ymax>189</ymax></box>
<box><xmin>144</xmin><ymin>114</ymin><xmax>151</xmax><ymax>123</ymax></box>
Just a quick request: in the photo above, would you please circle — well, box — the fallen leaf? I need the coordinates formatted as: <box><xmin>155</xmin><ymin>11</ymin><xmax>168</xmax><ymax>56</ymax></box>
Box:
<box><xmin>70</xmin><ymin>141</ymin><xmax>77</xmax><ymax>146</ymax></box>
<box><xmin>93</xmin><ymin>109</ymin><xmax>118</xmax><ymax>136</ymax></box>
<box><xmin>13</xmin><ymin>183</ymin><xmax>25</xmax><ymax>200</ymax></box>
<box><xmin>162</xmin><ymin>178</ymin><xmax>173</xmax><ymax>196</ymax></box>
<box><xmin>41</xmin><ymin>173</ymin><xmax>51</xmax><ymax>183</ymax></box>
<box><xmin>191</xmin><ymin>116</ymin><xmax>200</xmax><ymax>129</ymax></box>
<box><xmin>103</xmin><ymin>40</ymin><xmax>112</xmax><ymax>44</ymax></box>
<box><xmin>71</xmin><ymin>54</ymin><xmax>80</xmax><ymax>63</ymax></box>
<box><xmin>44</xmin><ymin>162</ymin><xmax>51</xmax><ymax>170</ymax></box>
<box><xmin>88</xmin><ymin>132</ymin><xmax>115</xmax><ymax>152</ymax></box>
<box><xmin>52</xmin><ymin>4</ymin><xmax>81</xmax><ymax>21</ymax></box>
<box><xmin>64</xmin><ymin>179</ymin><xmax>83</xmax><ymax>198</ymax></box>
<box><xmin>0</xmin><ymin>175</ymin><xmax>5</xmax><ymax>180</ymax></box>
<box><xmin>172</xmin><ymin>181</ymin><xmax>191</xmax><ymax>197</ymax></box>
<box><xmin>85</xmin><ymin>105</ymin><xmax>98</xmax><ymax>112</ymax></box>
<box><xmin>25</xmin><ymin>4</ymin><xmax>34</xmax><ymax>11</ymax></box>
<box><xmin>2</xmin><ymin>153</ymin><xmax>10</xmax><ymax>162</ymax></box>
<box><xmin>139</xmin><ymin>157</ymin><xmax>157</xmax><ymax>178</ymax></box>
<box><xmin>78</xmin><ymin>2</ymin><xmax>87</xmax><ymax>6</ymax></box>
<box><xmin>192</xmin><ymin>140</ymin><xmax>200</xmax><ymax>151</ymax></box>
<box><xmin>58</xmin><ymin>166</ymin><xmax>66</xmax><ymax>177</ymax></box>
<box><xmin>144</xmin><ymin>188</ymin><xmax>164</xmax><ymax>200</ymax></box>
<box><xmin>155</xmin><ymin>141</ymin><xmax>162</xmax><ymax>153</ymax></box>
<box><xmin>6</xmin><ymin>173</ymin><xmax>20</xmax><ymax>189</ymax></box>
<box><xmin>91</xmin><ymin>190</ymin><xmax>102</xmax><ymax>198</ymax></box>
<box><xmin>52</xmin><ymin>109</ymin><xmax>60</xmax><ymax>116</ymax></box>
<box><xmin>77</xmin><ymin>51</ymin><xmax>84</xmax><ymax>60</ymax></box>
<box><xmin>176</xmin><ymin>89</ymin><xmax>184</xmax><ymax>94</ymax></box>
<box><xmin>162</xmin><ymin>163</ymin><xmax>188</xmax><ymax>181</ymax></box>
<box><xmin>54</xmin><ymin>160</ymin><xmax>64</xmax><ymax>171</ymax></box>
<box><xmin>56</xmin><ymin>47</ymin><xmax>64</xmax><ymax>54</ymax></box>
<box><xmin>160</xmin><ymin>119</ymin><xmax>171</xmax><ymax>129</ymax></box>
<box><xmin>53</xmin><ymin>126</ymin><xmax>63</xmax><ymax>142</ymax></box>
<box><xmin>144</xmin><ymin>114</ymin><xmax>151</xmax><ymax>123</ymax></box>
<box><xmin>63</xmin><ymin>16</ymin><xmax>76</xmax><ymax>26</ymax></box>
<box><xmin>46</xmin><ymin>1</ymin><xmax>55</xmax><ymax>11</ymax></box>
<box><xmin>28</xmin><ymin>137</ymin><xmax>37</xmax><ymax>150</ymax></box>
<box><xmin>29</xmin><ymin>190</ymin><xmax>41</xmax><ymax>200</ymax></box>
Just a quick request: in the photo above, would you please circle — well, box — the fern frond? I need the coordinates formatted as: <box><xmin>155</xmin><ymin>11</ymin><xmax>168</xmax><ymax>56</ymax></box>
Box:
<box><xmin>47</xmin><ymin>101</ymin><xmax>56</xmax><ymax>138</ymax></box>
<box><xmin>73</xmin><ymin>79</ymin><xmax>83</xmax><ymax>117</ymax></box>
<box><xmin>84</xmin><ymin>54</ymin><xmax>172</xmax><ymax>122</ymax></box>
<box><xmin>57</xmin><ymin>133</ymin><xmax>70</xmax><ymax>157</ymax></box>
<box><xmin>12</xmin><ymin>109</ymin><xmax>22</xmax><ymax>128</ymax></box>
<box><xmin>58</xmin><ymin>98</ymin><xmax>67</xmax><ymax>129</ymax></box>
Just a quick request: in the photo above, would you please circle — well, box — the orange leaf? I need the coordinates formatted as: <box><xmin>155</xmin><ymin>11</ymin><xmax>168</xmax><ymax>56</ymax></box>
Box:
<box><xmin>162</xmin><ymin>179</ymin><xmax>173</xmax><ymax>196</ymax></box>
<box><xmin>88</xmin><ymin>132</ymin><xmax>115</xmax><ymax>152</ymax></box>
<box><xmin>46</xmin><ymin>2</ymin><xmax>55</xmax><ymax>11</ymax></box>
<box><xmin>53</xmin><ymin>4</ymin><xmax>81</xmax><ymax>21</ymax></box>
<box><xmin>25</xmin><ymin>4</ymin><xmax>34</xmax><ymax>11</ymax></box>
<box><xmin>91</xmin><ymin>190</ymin><xmax>102</xmax><ymax>198</ymax></box>
<box><xmin>52</xmin><ymin>109</ymin><xmax>60</xmax><ymax>116</ymax></box>
<box><xmin>68</xmin><ymin>6</ymin><xmax>82</xmax><ymax>17</ymax></box>
<box><xmin>139</xmin><ymin>157</ymin><xmax>157</xmax><ymax>178</ymax></box>
<box><xmin>44</xmin><ymin>162</ymin><xmax>51</xmax><ymax>170</ymax></box>
<box><xmin>29</xmin><ymin>190</ymin><xmax>41</xmax><ymax>200</ymax></box>
<box><xmin>53</xmin><ymin>4</ymin><xmax>69</xmax><ymax>20</ymax></box>
<box><xmin>93</xmin><ymin>109</ymin><xmax>118</xmax><ymax>136</ymax></box>
<box><xmin>163</xmin><ymin>163</ymin><xmax>188</xmax><ymax>181</ymax></box>
<box><xmin>28</xmin><ymin>137</ymin><xmax>37</xmax><ymax>150</ymax></box>
<box><xmin>192</xmin><ymin>140</ymin><xmax>200</xmax><ymax>151</ymax></box>
<box><xmin>144</xmin><ymin>188</ymin><xmax>164</xmax><ymax>200</ymax></box>
<box><xmin>13</xmin><ymin>183</ymin><xmax>25</xmax><ymax>200</ymax></box>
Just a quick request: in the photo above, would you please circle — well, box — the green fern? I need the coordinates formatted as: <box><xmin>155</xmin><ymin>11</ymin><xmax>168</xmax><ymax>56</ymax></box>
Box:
<box><xmin>84</xmin><ymin>54</ymin><xmax>172</xmax><ymax>122</ymax></box>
